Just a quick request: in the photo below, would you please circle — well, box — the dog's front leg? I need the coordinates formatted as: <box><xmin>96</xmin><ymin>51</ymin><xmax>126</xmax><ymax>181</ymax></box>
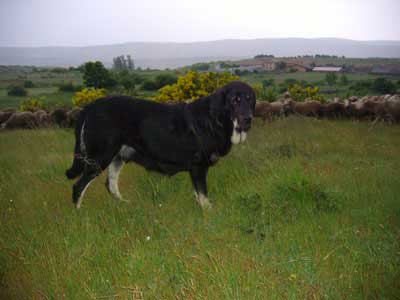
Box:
<box><xmin>189</xmin><ymin>166</ymin><xmax>211</xmax><ymax>209</ymax></box>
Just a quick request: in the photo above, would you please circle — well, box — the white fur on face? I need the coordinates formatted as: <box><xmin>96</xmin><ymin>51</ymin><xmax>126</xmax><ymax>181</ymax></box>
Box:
<box><xmin>231</xmin><ymin>119</ymin><xmax>247</xmax><ymax>144</ymax></box>
<box><xmin>240</xmin><ymin>131</ymin><xmax>247</xmax><ymax>143</ymax></box>
<box><xmin>231</xmin><ymin>119</ymin><xmax>241</xmax><ymax>144</ymax></box>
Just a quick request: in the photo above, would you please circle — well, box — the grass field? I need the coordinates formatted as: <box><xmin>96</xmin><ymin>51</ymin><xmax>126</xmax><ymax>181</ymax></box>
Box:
<box><xmin>0</xmin><ymin>117</ymin><xmax>399</xmax><ymax>299</ymax></box>
<box><xmin>240</xmin><ymin>72</ymin><xmax>389</xmax><ymax>85</ymax></box>
<box><xmin>0</xmin><ymin>88</ymin><xmax>75</xmax><ymax>109</ymax></box>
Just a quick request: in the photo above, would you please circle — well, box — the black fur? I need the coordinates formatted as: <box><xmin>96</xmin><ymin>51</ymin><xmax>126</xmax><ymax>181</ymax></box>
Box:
<box><xmin>66</xmin><ymin>81</ymin><xmax>256</xmax><ymax>208</ymax></box>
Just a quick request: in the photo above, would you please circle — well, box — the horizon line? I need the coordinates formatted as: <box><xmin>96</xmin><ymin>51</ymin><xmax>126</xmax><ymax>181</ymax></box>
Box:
<box><xmin>1</xmin><ymin>37</ymin><xmax>400</xmax><ymax>48</ymax></box>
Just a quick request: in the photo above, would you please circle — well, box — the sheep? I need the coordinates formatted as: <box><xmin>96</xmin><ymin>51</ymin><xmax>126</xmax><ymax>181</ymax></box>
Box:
<box><xmin>321</xmin><ymin>101</ymin><xmax>346</xmax><ymax>119</ymax></box>
<box><xmin>254</xmin><ymin>101</ymin><xmax>286</xmax><ymax>122</ymax></box>
<box><xmin>0</xmin><ymin>111</ymin><xmax>15</xmax><ymax>124</ymax></box>
<box><xmin>50</xmin><ymin>108</ymin><xmax>69</xmax><ymax>127</ymax></box>
<box><xmin>284</xmin><ymin>100</ymin><xmax>322</xmax><ymax>117</ymax></box>
<box><xmin>384</xmin><ymin>96</ymin><xmax>400</xmax><ymax>122</ymax></box>
<box><xmin>363</xmin><ymin>100</ymin><xmax>388</xmax><ymax>121</ymax></box>
<box><xmin>33</xmin><ymin>110</ymin><xmax>51</xmax><ymax>127</ymax></box>
<box><xmin>66</xmin><ymin>108</ymin><xmax>82</xmax><ymax>127</ymax></box>
<box><xmin>1</xmin><ymin>111</ymin><xmax>38</xmax><ymax>129</ymax></box>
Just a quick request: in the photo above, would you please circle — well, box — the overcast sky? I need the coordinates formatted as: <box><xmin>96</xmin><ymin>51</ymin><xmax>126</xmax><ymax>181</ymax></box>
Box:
<box><xmin>0</xmin><ymin>0</ymin><xmax>399</xmax><ymax>47</ymax></box>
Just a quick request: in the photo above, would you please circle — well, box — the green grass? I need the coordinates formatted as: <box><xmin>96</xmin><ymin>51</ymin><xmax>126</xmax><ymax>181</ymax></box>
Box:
<box><xmin>0</xmin><ymin>88</ymin><xmax>74</xmax><ymax>109</ymax></box>
<box><xmin>0</xmin><ymin>70</ymin><xmax>83</xmax><ymax>89</ymax></box>
<box><xmin>1</xmin><ymin>118</ymin><xmax>399</xmax><ymax>299</ymax></box>
<box><xmin>240</xmin><ymin>71</ymin><xmax>397</xmax><ymax>85</ymax></box>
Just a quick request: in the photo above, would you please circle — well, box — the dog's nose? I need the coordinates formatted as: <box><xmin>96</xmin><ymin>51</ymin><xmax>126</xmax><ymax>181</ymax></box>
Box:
<box><xmin>243</xmin><ymin>117</ymin><xmax>252</xmax><ymax>130</ymax></box>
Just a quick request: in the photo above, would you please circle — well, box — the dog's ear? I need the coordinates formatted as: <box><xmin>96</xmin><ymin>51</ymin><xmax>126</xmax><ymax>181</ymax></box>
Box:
<box><xmin>210</xmin><ymin>86</ymin><xmax>228</xmax><ymax>118</ymax></box>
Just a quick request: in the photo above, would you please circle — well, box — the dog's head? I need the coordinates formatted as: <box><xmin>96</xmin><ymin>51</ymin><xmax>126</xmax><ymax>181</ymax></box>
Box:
<box><xmin>212</xmin><ymin>81</ymin><xmax>256</xmax><ymax>144</ymax></box>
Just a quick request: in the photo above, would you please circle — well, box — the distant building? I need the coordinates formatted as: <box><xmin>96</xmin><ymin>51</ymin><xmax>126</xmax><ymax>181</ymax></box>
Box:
<box><xmin>312</xmin><ymin>66</ymin><xmax>342</xmax><ymax>72</ymax></box>
<box><xmin>233</xmin><ymin>59</ymin><xmax>276</xmax><ymax>71</ymax></box>
<box><xmin>286</xmin><ymin>63</ymin><xmax>311</xmax><ymax>72</ymax></box>
<box><xmin>215</xmin><ymin>59</ymin><xmax>277</xmax><ymax>74</ymax></box>
<box><xmin>371</xmin><ymin>64</ymin><xmax>400</xmax><ymax>75</ymax></box>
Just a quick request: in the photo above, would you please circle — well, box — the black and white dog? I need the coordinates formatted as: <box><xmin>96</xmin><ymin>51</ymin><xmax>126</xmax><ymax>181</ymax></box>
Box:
<box><xmin>66</xmin><ymin>81</ymin><xmax>256</xmax><ymax>209</ymax></box>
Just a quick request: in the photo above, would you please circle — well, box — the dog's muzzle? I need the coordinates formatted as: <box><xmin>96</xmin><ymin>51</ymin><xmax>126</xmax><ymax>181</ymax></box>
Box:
<box><xmin>232</xmin><ymin>117</ymin><xmax>252</xmax><ymax>144</ymax></box>
<box><xmin>237</xmin><ymin>116</ymin><xmax>252</xmax><ymax>132</ymax></box>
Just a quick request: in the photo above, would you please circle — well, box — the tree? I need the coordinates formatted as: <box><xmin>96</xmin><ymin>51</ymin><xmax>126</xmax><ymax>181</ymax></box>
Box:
<box><xmin>7</xmin><ymin>85</ymin><xmax>27</xmax><ymax>96</ymax></box>
<box><xmin>115</xmin><ymin>70</ymin><xmax>143</xmax><ymax>95</ymax></box>
<box><xmin>262</xmin><ymin>79</ymin><xmax>274</xmax><ymax>88</ymax></box>
<box><xmin>142</xmin><ymin>74</ymin><xmax>177</xmax><ymax>91</ymax></box>
<box><xmin>113</xmin><ymin>55</ymin><xmax>134</xmax><ymax>70</ymax></box>
<box><xmin>372</xmin><ymin>77</ymin><xmax>396</xmax><ymax>94</ymax></box>
<box><xmin>190</xmin><ymin>63</ymin><xmax>210</xmax><ymax>71</ymax></box>
<box><xmin>254</xmin><ymin>54</ymin><xmax>274</xmax><ymax>59</ymax></box>
<box><xmin>325</xmin><ymin>72</ymin><xmax>338</xmax><ymax>86</ymax></box>
<box><xmin>82</xmin><ymin>61</ymin><xmax>116</xmax><ymax>89</ymax></box>
<box><xmin>340</xmin><ymin>74</ymin><xmax>349</xmax><ymax>85</ymax></box>
<box><xmin>126</xmin><ymin>55</ymin><xmax>134</xmax><ymax>70</ymax></box>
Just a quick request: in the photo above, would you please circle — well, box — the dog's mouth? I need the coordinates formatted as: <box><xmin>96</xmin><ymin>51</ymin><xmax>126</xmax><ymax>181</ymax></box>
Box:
<box><xmin>231</xmin><ymin>119</ymin><xmax>250</xmax><ymax>144</ymax></box>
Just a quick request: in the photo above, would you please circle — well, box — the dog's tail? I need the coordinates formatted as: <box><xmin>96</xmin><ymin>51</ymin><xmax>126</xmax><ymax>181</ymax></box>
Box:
<box><xmin>66</xmin><ymin>108</ymin><xmax>87</xmax><ymax>179</ymax></box>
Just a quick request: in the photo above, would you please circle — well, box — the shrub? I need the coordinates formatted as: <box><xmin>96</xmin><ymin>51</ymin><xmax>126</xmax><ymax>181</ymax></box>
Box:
<box><xmin>142</xmin><ymin>74</ymin><xmax>176</xmax><ymax>91</ymax></box>
<box><xmin>58</xmin><ymin>82</ymin><xmax>82</xmax><ymax>92</ymax></box>
<box><xmin>253</xmin><ymin>84</ymin><xmax>278</xmax><ymax>102</ymax></box>
<box><xmin>340</xmin><ymin>74</ymin><xmax>349</xmax><ymax>85</ymax></box>
<box><xmin>142</xmin><ymin>80</ymin><xmax>159</xmax><ymax>91</ymax></box>
<box><xmin>190</xmin><ymin>63</ymin><xmax>210</xmax><ymax>71</ymax></box>
<box><xmin>51</xmin><ymin>67</ymin><xmax>68</xmax><ymax>73</ymax></box>
<box><xmin>154</xmin><ymin>71</ymin><xmax>239</xmax><ymax>103</ymax></box>
<box><xmin>284</xmin><ymin>78</ymin><xmax>298</xmax><ymax>86</ymax></box>
<box><xmin>288</xmin><ymin>84</ymin><xmax>325</xmax><ymax>102</ymax></box>
<box><xmin>7</xmin><ymin>85</ymin><xmax>28</xmax><ymax>97</ymax></box>
<box><xmin>349</xmin><ymin>80</ymin><xmax>373</xmax><ymax>96</ymax></box>
<box><xmin>115</xmin><ymin>70</ymin><xmax>143</xmax><ymax>95</ymax></box>
<box><xmin>154</xmin><ymin>73</ymin><xmax>177</xmax><ymax>88</ymax></box>
<box><xmin>19</xmin><ymin>97</ymin><xmax>45</xmax><ymax>112</ymax></box>
<box><xmin>262</xmin><ymin>79</ymin><xmax>274</xmax><ymax>88</ymax></box>
<box><xmin>23</xmin><ymin>80</ymin><xmax>35</xmax><ymax>88</ymax></box>
<box><xmin>372</xmin><ymin>77</ymin><xmax>396</xmax><ymax>94</ymax></box>
<box><xmin>325</xmin><ymin>72</ymin><xmax>338</xmax><ymax>85</ymax></box>
<box><xmin>72</xmin><ymin>88</ymin><xmax>107</xmax><ymax>108</ymax></box>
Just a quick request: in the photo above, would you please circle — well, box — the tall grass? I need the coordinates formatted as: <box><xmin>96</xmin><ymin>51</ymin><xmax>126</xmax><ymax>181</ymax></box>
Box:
<box><xmin>1</xmin><ymin>118</ymin><xmax>399</xmax><ymax>299</ymax></box>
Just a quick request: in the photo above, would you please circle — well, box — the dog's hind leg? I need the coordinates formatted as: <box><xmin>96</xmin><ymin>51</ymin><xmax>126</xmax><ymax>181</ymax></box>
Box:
<box><xmin>106</xmin><ymin>154</ymin><xmax>124</xmax><ymax>200</ymax></box>
<box><xmin>190</xmin><ymin>166</ymin><xmax>211</xmax><ymax>209</ymax></box>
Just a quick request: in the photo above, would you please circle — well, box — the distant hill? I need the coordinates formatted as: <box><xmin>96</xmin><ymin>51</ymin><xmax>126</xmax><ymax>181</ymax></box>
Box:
<box><xmin>1</xmin><ymin>38</ymin><xmax>399</xmax><ymax>69</ymax></box>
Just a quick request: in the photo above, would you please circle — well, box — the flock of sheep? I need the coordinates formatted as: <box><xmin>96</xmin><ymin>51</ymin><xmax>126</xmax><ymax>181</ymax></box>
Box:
<box><xmin>255</xmin><ymin>94</ymin><xmax>400</xmax><ymax>123</ymax></box>
<box><xmin>0</xmin><ymin>94</ymin><xmax>399</xmax><ymax>130</ymax></box>
<box><xmin>0</xmin><ymin>108</ymin><xmax>81</xmax><ymax>129</ymax></box>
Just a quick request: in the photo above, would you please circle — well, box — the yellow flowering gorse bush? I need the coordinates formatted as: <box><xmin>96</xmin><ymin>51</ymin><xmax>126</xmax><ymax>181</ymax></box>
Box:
<box><xmin>288</xmin><ymin>84</ymin><xmax>325</xmax><ymax>102</ymax></box>
<box><xmin>72</xmin><ymin>88</ymin><xmax>107</xmax><ymax>108</ymax></box>
<box><xmin>155</xmin><ymin>71</ymin><xmax>239</xmax><ymax>103</ymax></box>
<box><xmin>19</xmin><ymin>97</ymin><xmax>45</xmax><ymax>112</ymax></box>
